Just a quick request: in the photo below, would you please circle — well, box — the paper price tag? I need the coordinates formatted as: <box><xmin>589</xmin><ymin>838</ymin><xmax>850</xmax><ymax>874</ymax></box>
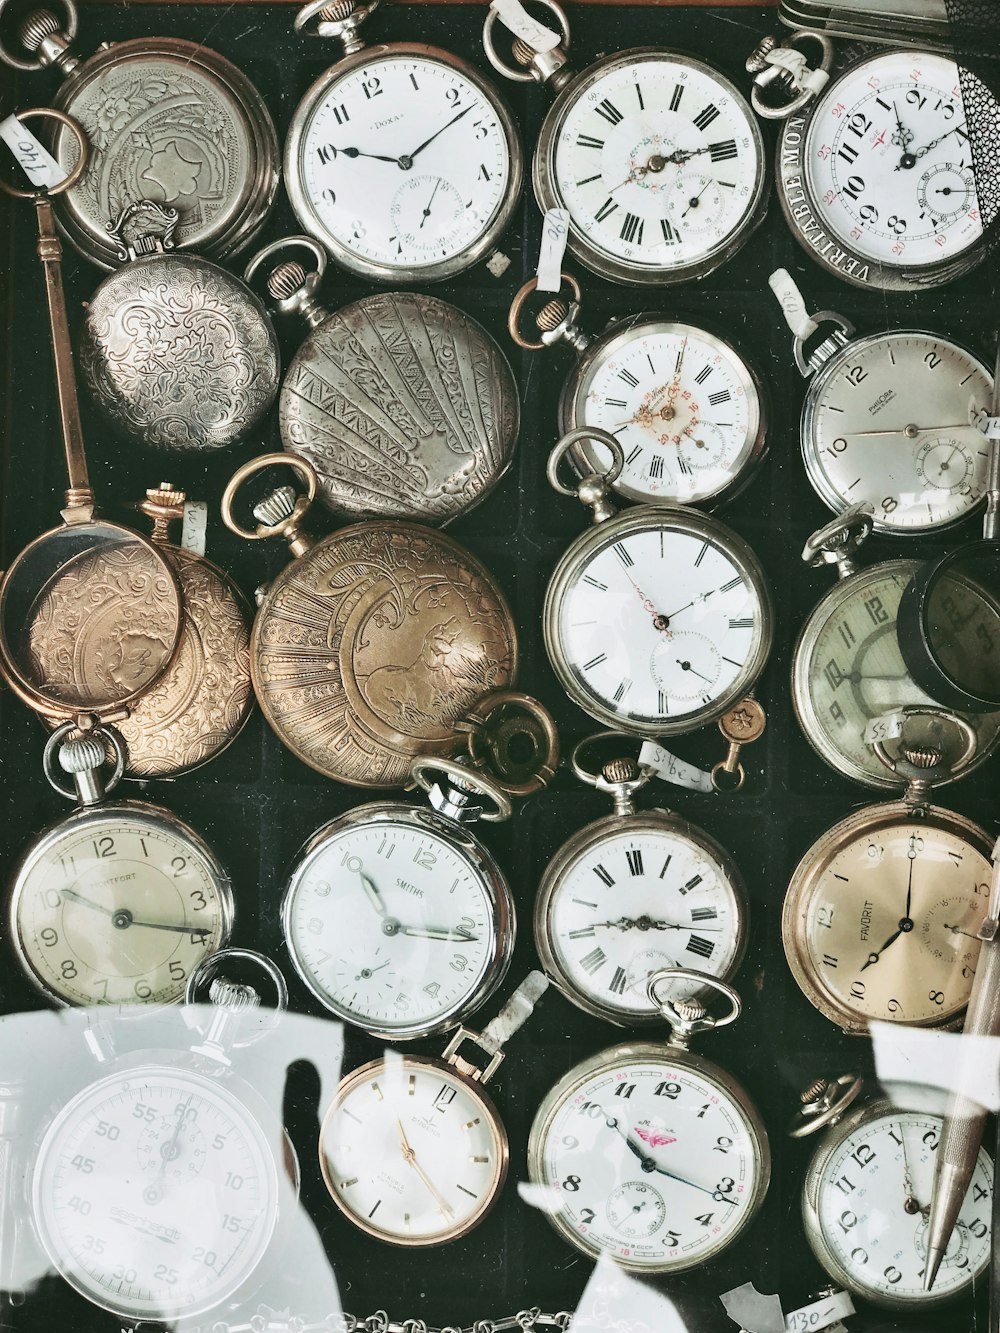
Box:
<box><xmin>0</xmin><ymin>114</ymin><xmax>68</xmax><ymax>190</ymax></box>
<box><xmin>181</xmin><ymin>500</ymin><xmax>208</xmax><ymax>557</ymax></box>
<box><xmin>489</xmin><ymin>0</ymin><xmax>561</xmax><ymax>52</ymax></box>
<box><xmin>863</xmin><ymin>710</ymin><xmax>905</xmax><ymax>747</ymax></box>
<box><xmin>784</xmin><ymin>1291</ymin><xmax>854</xmax><ymax>1333</ymax></box>
<box><xmin>536</xmin><ymin>208</ymin><xmax>569</xmax><ymax>293</ymax></box>
<box><xmin>638</xmin><ymin>741</ymin><xmax>714</xmax><ymax>794</ymax></box>
<box><xmin>768</xmin><ymin>268</ymin><xmax>819</xmax><ymax>342</ymax></box>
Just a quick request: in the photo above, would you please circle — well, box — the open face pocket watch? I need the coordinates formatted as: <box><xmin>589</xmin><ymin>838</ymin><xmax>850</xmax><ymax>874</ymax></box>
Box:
<box><xmin>284</xmin><ymin>0</ymin><xmax>522</xmax><ymax>283</ymax></box>
<box><xmin>791</xmin><ymin>1073</ymin><xmax>993</xmax><ymax>1309</ymax></box>
<box><xmin>509</xmin><ymin>270</ymin><xmax>768</xmax><ymax>508</ymax></box>
<box><xmin>527</xmin><ymin>970</ymin><xmax>770</xmax><ymax>1272</ymax></box>
<box><xmin>484</xmin><ymin>2</ymin><xmax>768</xmax><ymax>286</ymax></box>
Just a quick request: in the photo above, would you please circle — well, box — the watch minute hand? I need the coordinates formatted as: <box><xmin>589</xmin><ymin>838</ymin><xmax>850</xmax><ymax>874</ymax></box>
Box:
<box><xmin>400</xmin><ymin>924</ymin><xmax>480</xmax><ymax>942</ymax></box>
<box><xmin>913</xmin><ymin>123</ymin><xmax>966</xmax><ymax>160</ymax></box>
<box><xmin>407</xmin><ymin>104</ymin><xmax>474</xmax><ymax>162</ymax></box>
<box><xmin>127</xmin><ymin>918</ymin><xmax>212</xmax><ymax>937</ymax></box>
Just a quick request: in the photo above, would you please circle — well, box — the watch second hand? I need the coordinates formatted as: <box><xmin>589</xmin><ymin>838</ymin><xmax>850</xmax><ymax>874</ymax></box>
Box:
<box><xmin>397</xmin><ymin>1117</ymin><xmax>454</xmax><ymax>1218</ymax></box>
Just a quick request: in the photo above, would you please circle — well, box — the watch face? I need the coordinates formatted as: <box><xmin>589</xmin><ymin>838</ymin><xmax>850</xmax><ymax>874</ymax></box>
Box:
<box><xmin>530</xmin><ymin>1047</ymin><xmax>768</xmax><ymax>1271</ymax></box>
<box><xmin>793</xmin><ymin>561</ymin><xmax>1000</xmax><ymax>788</ymax></box>
<box><xmin>545</xmin><ymin>510</ymin><xmax>771</xmax><ymax>734</ymax></box>
<box><xmin>542</xmin><ymin>50</ymin><xmax>765</xmax><ymax>282</ymax></box>
<box><xmin>282</xmin><ymin>807</ymin><xmax>508</xmax><ymax>1037</ymax></box>
<box><xmin>537</xmin><ymin>815</ymin><xmax>745</xmax><ymax>1022</ymax></box>
<box><xmin>803</xmin><ymin>52</ymin><xmax>990</xmax><ymax>273</ymax></box>
<box><xmin>804</xmin><ymin>332</ymin><xmax>992</xmax><ymax>534</ymax></box>
<box><xmin>9</xmin><ymin>805</ymin><xmax>231</xmax><ymax>1007</ymax></box>
<box><xmin>320</xmin><ymin>1057</ymin><xmax>506</xmax><ymax>1245</ymax></box>
<box><xmin>810</xmin><ymin>1109</ymin><xmax>992</xmax><ymax>1307</ymax></box>
<box><xmin>288</xmin><ymin>49</ymin><xmax>517</xmax><ymax>280</ymax></box>
<box><xmin>33</xmin><ymin>1066</ymin><xmax>278</xmax><ymax>1319</ymax></box>
<box><xmin>783</xmin><ymin>808</ymin><xmax>991</xmax><ymax>1030</ymax></box>
<box><xmin>566</xmin><ymin>322</ymin><xmax>764</xmax><ymax>506</ymax></box>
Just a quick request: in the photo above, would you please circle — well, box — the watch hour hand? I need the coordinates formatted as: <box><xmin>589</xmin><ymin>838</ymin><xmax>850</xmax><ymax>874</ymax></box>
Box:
<box><xmin>358</xmin><ymin>871</ymin><xmax>388</xmax><ymax>918</ymax></box>
<box><xmin>336</xmin><ymin>146</ymin><xmax>403</xmax><ymax>165</ymax></box>
<box><xmin>61</xmin><ymin>888</ymin><xmax>113</xmax><ymax>916</ymax></box>
<box><xmin>860</xmin><ymin>925</ymin><xmax>905</xmax><ymax>970</ymax></box>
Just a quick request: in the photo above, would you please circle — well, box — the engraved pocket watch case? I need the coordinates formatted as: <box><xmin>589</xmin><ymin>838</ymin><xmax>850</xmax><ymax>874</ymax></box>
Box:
<box><xmin>0</xmin><ymin>0</ymin><xmax>280</xmax><ymax>270</ymax></box>
<box><xmin>244</xmin><ymin>236</ymin><xmax>518</xmax><ymax>524</ymax></box>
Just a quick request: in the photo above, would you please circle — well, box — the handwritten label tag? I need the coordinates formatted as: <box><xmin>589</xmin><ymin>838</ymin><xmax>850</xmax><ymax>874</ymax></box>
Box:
<box><xmin>639</xmin><ymin>741</ymin><xmax>714</xmax><ymax>794</ymax></box>
<box><xmin>863</xmin><ymin>710</ymin><xmax>905</xmax><ymax>746</ymax></box>
<box><xmin>181</xmin><ymin>501</ymin><xmax>208</xmax><ymax>557</ymax></box>
<box><xmin>489</xmin><ymin>0</ymin><xmax>561</xmax><ymax>52</ymax></box>
<box><xmin>768</xmin><ymin>268</ymin><xmax>819</xmax><ymax>341</ymax></box>
<box><xmin>536</xmin><ymin>207</ymin><xmax>569</xmax><ymax>292</ymax></box>
<box><xmin>0</xmin><ymin>114</ymin><xmax>67</xmax><ymax>190</ymax></box>
<box><xmin>784</xmin><ymin>1291</ymin><xmax>854</xmax><ymax>1333</ymax></box>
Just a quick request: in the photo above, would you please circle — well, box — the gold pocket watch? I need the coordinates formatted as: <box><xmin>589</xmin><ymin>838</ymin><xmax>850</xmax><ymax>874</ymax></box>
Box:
<box><xmin>527</xmin><ymin>970</ymin><xmax>770</xmax><ymax>1272</ymax></box>
<box><xmin>221</xmin><ymin>453</ymin><xmax>517</xmax><ymax>787</ymax></box>
<box><xmin>535</xmin><ymin>733</ymin><xmax>748</xmax><ymax>1025</ymax></box>
<box><xmin>782</xmin><ymin>721</ymin><xmax>994</xmax><ymax>1034</ymax></box>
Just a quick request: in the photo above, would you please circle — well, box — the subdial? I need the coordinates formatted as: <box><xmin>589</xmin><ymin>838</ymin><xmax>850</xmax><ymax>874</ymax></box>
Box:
<box><xmin>666</xmin><ymin>173</ymin><xmax>724</xmax><ymax>235</ymax></box>
<box><xmin>915</xmin><ymin>1210</ymin><xmax>971</xmax><ymax>1268</ymax></box>
<box><xmin>915</xmin><ymin>435</ymin><xmax>975</xmax><ymax>495</ymax></box>
<box><xmin>333</xmin><ymin>946</ymin><xmax>401</xmax><ymax>1002</ymax></box>
<box><xmin>626</xmin><ymin>946</ymin><xmax>678</xmax><ymax>992</ymax></box>
<box><xmin>136</xmin><ymin>1117</ymin><xmax>207</xmax><ymax>1184</ymax></box>
<box><xmin>918</xmin><ymin>894</ymin><xmax>983</xmax><ymax>966</ymax></box>
<box><xmin>606</xmin><ymin>1180</ymin><xmax>667</xmax><ymax>1238</ymax></box>
<box><xmin>390</xmin><ymin>175</ymin><xmax>465</xmax><ymax>252</ymax></box>
<box><xmin>918</xmin><ymin>163</ymin><xmax>976</xmax><ymax>223</ymax></box>
<box><xmin>678</xmin><ymin>420</ymin><xmax>727</xmax><ymax>470</ymax></box>
<box><xmin>651</xmin><ymin>631</ymin><xmax>722</xmax><ymax>703</ymax></box>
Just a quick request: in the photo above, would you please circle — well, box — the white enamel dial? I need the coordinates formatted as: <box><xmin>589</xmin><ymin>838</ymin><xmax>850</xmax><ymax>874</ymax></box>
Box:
<box><xmin>805</xmin><ymin>332</ymin><xmax>992</xmax><ymax>533</ymax></box>
<box><xmin>530</xmin><ymin>1050</ymin><xmax>768</xmax><ymax>1271</ymax></box>
<box><xmin>33</xmin><ymin>1066</ymin><xmax>278</xmax><ymax>1319</ymax></box>
<box><xmin>545</xmin><ymin>52</ymin><xmax>763</xmax><ymax>279</ymax></box>
<box><xmin>569</xmin><ymin>323</ymin><xmax>763</xmax><ymax>505</ymax></box>
<box><xmin>291</xmin><ymin>51</ymin><xmax>514</xmax><ymax>278</ymax></box>
<box><xmin>810</xmin><ymin>1110</ymin><xmax>992</xmax><ymax>1306</ymax></box>
<box><xmin>546</xmin><ymin>514</ymin><xmax>770</xmax><ymax>732</ymax></box>
<box><xmin>804</xmin><ymin>52</ymin><xmax>986</xmax><ymax>271</ymax></box>
<box><xmin>320</xmin><ymin>1057</ymin><xmax>505</xmax><ymax>1244</ymax></box>
<box><xmin>282</xmin><ymin>809</ymin><xmax>507</xmax><ymax>1037</ymax></box>
<box><xmin>9</xmin><ymin>805</ymin><xmax>231</xmax><ymax>1007</ymax></box>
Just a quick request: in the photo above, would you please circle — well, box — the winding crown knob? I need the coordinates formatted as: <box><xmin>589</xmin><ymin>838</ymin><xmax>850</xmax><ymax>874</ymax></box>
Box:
<box><xmin>19</xmin><ymin>9</ymin><xmax>60</xmax><ymax>51</ymax></box>
<box><xmin>902</xmin><ymin>745</ymin><xmax>942</xmax><ymax>769</ymax></box>
<box><xmin>512</xmin><ymin>36</ymin><xmax>536</xmax><ymax>66</ymax></box>
<box><xmin>672</xmin><ymin>997</ymin><xmax>706</xmax><ymax>1023</ymax></box>
<box><xmin>745</xmin><ymin>33</ymin><xmax>778</xmax><ymax>74</ymax></box>
<box><xmin>319</xmin><ymin>0</ymin><xmax>356</xmax><ymax>19</ymax></box>
<box><xmin>252</xmin><ymin>485</ymin><xmax>297</xmax><ymax>527</ymax></box>
<box><xmin>58</xmin><ymin>735</ymin><xmax>106</xmax><ymax>776</ymax></box>
<box><xmin>267</xmin><ymin>260</ymin><xmax>308</xmax><ymax>302</ymax></box>
<box><xmin>209</xmin><ymin>978</ymin><xmax>260</xmax><ymax>1012</ymax></box>
<box><xmin>536</xmin><ymin>298</ymin><xmax>569</xmax><ymax>333</ymax></box>
<box><xmin>801</xmin><ymin>1076</ymin><xmax>830</xmax><ymax>1105</ymax></box>
<box><xmin>602</xmin><ymin>757</ymin><xmax>639</xmax><ymax>785</ymax></box>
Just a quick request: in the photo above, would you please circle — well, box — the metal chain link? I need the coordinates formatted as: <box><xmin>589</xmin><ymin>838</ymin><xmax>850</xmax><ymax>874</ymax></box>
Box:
<box><xmin>191</xmin><ymin>1307</ymin><xmax>576</xmax><ymax>1333</ymax></box>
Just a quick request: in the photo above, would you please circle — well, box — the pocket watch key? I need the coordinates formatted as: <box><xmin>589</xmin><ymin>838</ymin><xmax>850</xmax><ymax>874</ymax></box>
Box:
<box><xmin>484</xmin><ymin>1</ymin><xmax>769</xmax><ymax>286</ymax></box>
<box><xmin>244</xmin><ymin>236</ymin><xmax>518</xmax><ymax>524</ymax></box>
<box><xmin>509</xmin><ymin>271</ymin><xmax>768</xmax><ymax>508</ymax></box>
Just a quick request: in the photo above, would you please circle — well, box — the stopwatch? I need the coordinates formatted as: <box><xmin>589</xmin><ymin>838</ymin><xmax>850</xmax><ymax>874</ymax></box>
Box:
<box><xmin>284</xmin><ymin>0</ymin><xmax>522</xmax><ymax>283</ymax></box>
<box><xmin>750</xmin><ymin>34</ymin><xmax>997</xmax><ymax>289</ymax></box>
<box><xmin>782</xmin><ymin>725</ymin><xmax>994</xmax><ymax>1034</ymax></box>
<box><xmin>484</xmin><ymin>5</ymin><xmax>768</xmax><ymax>285</ymax></box>
<box><xmin>8</xmin><ymin>726</ymin><xmax>232</xmax><ymax>1007</ymax></box>
<box><xmin>508</xmin><ymin>271</ymin><xmax>768</xmax><ymax>507</ymax></box>
<box><xmin>543</xmin><ymin>429</ymin><xmax>772</xmax><ymax>736</ymax></box>
<box><xmin>527</xmin><ymin>970</ymin><xmax>769</xmax><ymax>1272</ymax></box>
<box><xmin>791</xmin><ymin>508</ymin><xmax>1000</xmax><ymax>789</ymax></box>
<box><xmin>534</xmin><ymin>733</ymin><xmax>748</xmax><ymax>1025</ymax></box>
<box><xmin>792</xmin><ymin>1074</ymin><xmax>992</xmax><ymax>1309</ymax></box>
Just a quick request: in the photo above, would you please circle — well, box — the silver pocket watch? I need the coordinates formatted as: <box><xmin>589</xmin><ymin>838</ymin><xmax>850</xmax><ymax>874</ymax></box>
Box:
<box><xmin>527</xmin><ymin>970</ymin><xmax>770</xmax><ymax>1273</ymax></box>
<box><xmin>0</xmin><ymin>0</ymin><xmax>279</xmax><ymax>270</ymax></box>
<box><xmin>509</xmin><ymin>270</ymin><xmax>768</xmax><ymax>507</ymax></box>
<box><xmin>485</xmin><ymin>3</ymin><xmax>768</xmax><ymax>287</ymax></box>
<box><xmin>791</xmin><ymin>507</ymin><xmax>1000</xmax><ymax>789</ymax></box>
<box><xmin>543</xmin><ymin>429</ymin><xmax>773</xmax><ymax>737</ymax></box>
<box><xmin>791</xmin><ymin>1074</ymin><xmax>993</xmax><ymax>1309</ymax></box>
<box><xmin>534</xmin><ymin>733</ymin><xmax>748</xmax><ymax>1026</ymax></box>
<box><xmin>243</xmin><ymin>236</ymin><xmax>518</xmax><ymax>524</ymax></box>
<box><xmin>284</xmin><ymin>0</ymin><xmax>523</xmax><ymax>284</ymax></box>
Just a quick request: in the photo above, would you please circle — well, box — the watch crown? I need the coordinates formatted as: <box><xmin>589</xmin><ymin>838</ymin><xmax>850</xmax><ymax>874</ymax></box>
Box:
<box><xmin>252</xmin><ymin>485</ymin><xmax>297</xmax><ymax>527</ymax></box>
<box><xmin>58</xmin><ymin>734</ymin><xmax>106</xmax><ymax>776</ymax></box>
<box><xmin>745</xmin><ymin>33</ymin><xmax>778</xmax><ymax>74</ymax></box>
<box><xmin>512</xmin><ymin>36</ymin><xmax>536</xmax><ymax>66</ymax></box>
<box><xmin>672</xmin><ymin>997</ymin><xmax>707</xmax><ymax>1023</ymax></box>
<box><xmin>536</xmin><ymin>298</ymin><xmax>569</xmax><ymax>333</ymax></box>
<box><xmin>800</xmin><ymin>1076</ymin><xmax>830</xmax><ymax>1105</ymax></box>
<box><xmin>18</xmin><ymin>8</ymin><xmax>60</xmax><ymax>51</ymax></box>
<box><xmin>209</xmin><ymin>978</ymin><xmax>260</xmax><ymax>1012</ymax></box>
<box><xmin>267</xmin><ymin>260</ymin><xmax>308</xmax><ymax>302</ymax></box>
<box><xmin>902</xmin><ymin>745</ymin><xmax>942</xmax><ymax>769</ymax></box>
<box><xmin>319</xmin><ymin>0</ymin><xmax>356</xmax><ymax>19</ymax></box>
<box><xmin>602</xmin><ymin>757</ymin><xmax>639</xmax><ymax>785</ymax></box>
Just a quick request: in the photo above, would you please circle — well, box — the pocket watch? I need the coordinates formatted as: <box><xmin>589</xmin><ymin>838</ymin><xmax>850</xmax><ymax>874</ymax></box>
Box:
<box><xmin>791</xmin><ymin>507</ymin><xmax>1000</xmax><ymax>789</ymax></box>
<box><xmin>319</xmin><ymin>971</ymin><xmax>547</xmax><ymax>1246</ymax></box>
<box><xmin>283</xmin><ymin>0</ymin><xmax>522</xmax><ymax>284</ymax></box>
<box><xmin>78</xmin><ymin>199</ymin><xmax>279</xmax><ymax>453</ymax></box>
<box><xmin>782</xmin><ymin>723</ymin><xmax>994</xmax><ymax>1034</ymax></box>
<box><xmin>543</xmin><ymin>429</ymin><xmax>772</xmax><ymax>737</ymax></box>
<box><xmin>8</xmin><ymin>726</ymin><xmax>233</xmax><ymax>1007</ymax></box>
<box><xmin>508</xmin><ymin>271</ymin><xmax>768</xmax><ymax>508</ymax></box>
<box><xmin>791</xmin><ymin>1074</ymin><xmax>992</xmax><ymax>1309</ymax></box>
<box><xmin>484</xmin><ymin>4</ymin><xmax>768</xmax><ymax>286</ymax></box>
<box><xmin>771</xmin><ymin>270</ymin><xmax>994</xmax><ymax>535</ymax></box>
<box><xmin>527</xmin><ymin>970</ymin><xmax>770</xmax><ymax>1272</ymax></box>
<box><xmin>749</xmin><ymin>33</ymin><xmax>997</xmax><ymax>289</ymax></box>
<box><xmin>0</xmin><ymin>0</ymin><xmax>279</xmax><ymax>269</ymax></box>
<box><xmin>221</xmin><ymin>453</ymin><xmax>517</xmax><ymax>788</ymax></box>
<box><xmin>244</xmin><ymin>236</ymin><xmax>518</xmax><ymax>524</ymax></box>
<box><xmin>535</xmin><ymin>733</ymin><xmax>748</xmax><ymax>1025</ymax></box>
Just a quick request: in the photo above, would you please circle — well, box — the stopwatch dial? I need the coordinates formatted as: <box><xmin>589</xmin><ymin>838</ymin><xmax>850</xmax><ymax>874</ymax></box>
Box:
<box><xmin>807</xmin><ymin>333</ymin><xmax>992</xmax><ymax>533</ymax></box>
<box><xmin>803</xmin><ymin>51</ymin><xmax>991</xmax><ymax>271</ymax></box>
<box><xmin>541</xmin><ymin>825</ymin><xmax>744</xmax><ymax>1021</ymax></box>
<box><xmin>785</xmin><ymin>817</ymin><xmax>991</xmax><ymax>1028</ymax></box>
<box><xmin>33</xmin><ymin>1068</ymin><xmax>278</xmax><ymax>1319</ymax></box>
<box><xmin>573</xmin><ymin>324</ymin><xmax>761</xmax><ymax>505</ymax></box>
<box><xmin>532</xmin><ymin>1054</ymin><xmax>767</xmax><ymax>1271</ymax></box>
<box><xmin>320</xmin><ymin>1059</ymin><xmax>505</xmax><ymax>1244</ymax></box>
<box><xmin>812</xmin><ymin>1110</ymin><xmax>991</xmax><ymax>1305</ymax></box>
<box><xmin>293</xmin><ymin>53</ymin><xmax>512</xmax><ymax>277</ymax></box>
<box><xmin>548</xmin><ymin>517</ymin><xmax>769</xmax><ymax>731</ymax></box>
<box><xmin>282</xmin><ymin>815</ymin><xmax>502</xmax><ymax>1035</ymax></box>
<box><xmin>10</xmin><ymin>809</ymin><xmax>230</xmax><ymax>1006</ymax></box>
<box><xmin>549</xmin><ymin>53</ymin><xmax>763</xmax><ymax>277</ymax></box>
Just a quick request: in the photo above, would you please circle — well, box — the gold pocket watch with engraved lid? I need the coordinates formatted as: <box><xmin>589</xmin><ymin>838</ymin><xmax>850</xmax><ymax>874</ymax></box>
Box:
<box><xmin>221</xmin><ymin>453</ymin><xmax>517</xmax><ymax>788</ymax></box>
<box><xmin>783</xmin><ymin>719</ymin><xmax>994</xmax><ymax>1034</ymax></box>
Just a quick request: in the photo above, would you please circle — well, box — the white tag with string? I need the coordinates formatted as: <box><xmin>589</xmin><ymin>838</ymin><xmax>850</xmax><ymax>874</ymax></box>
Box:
<box><xmin>536</xmin><ymin>208</ymin><xmax>569</xmax><ymax>292</ymax></box>
<box><xmin>863</xmin><ymin>710</ymin><xmax>906</xmax><ymax>747</ymax></box>
<box><xmin>0</xmin><ymin>114</ymin><xmax>68</xmax><ymax>190</ymax></box>
<box><xmin>784</xmin><ymin>1291</ymin><xmax>854</xmax><ymax>1333</ymax></box>
<box><xmin>639</xmin><ymin>741</ymin><xmax>714</xmax><ymax>794</ymax></box>
<box><xmin>768</xmin><ymin>268</ymin><xmax>819</xmax><ymax>341</ymax></box>
<box><xmin>489</xmin><ymin>0</ymin><xmax>561</xmax><ymax>52</ymax></box>
<box><xmin>181</xmin><ymin>501</ymin><xmax>208</xmax><ymax>557</ymax></box>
